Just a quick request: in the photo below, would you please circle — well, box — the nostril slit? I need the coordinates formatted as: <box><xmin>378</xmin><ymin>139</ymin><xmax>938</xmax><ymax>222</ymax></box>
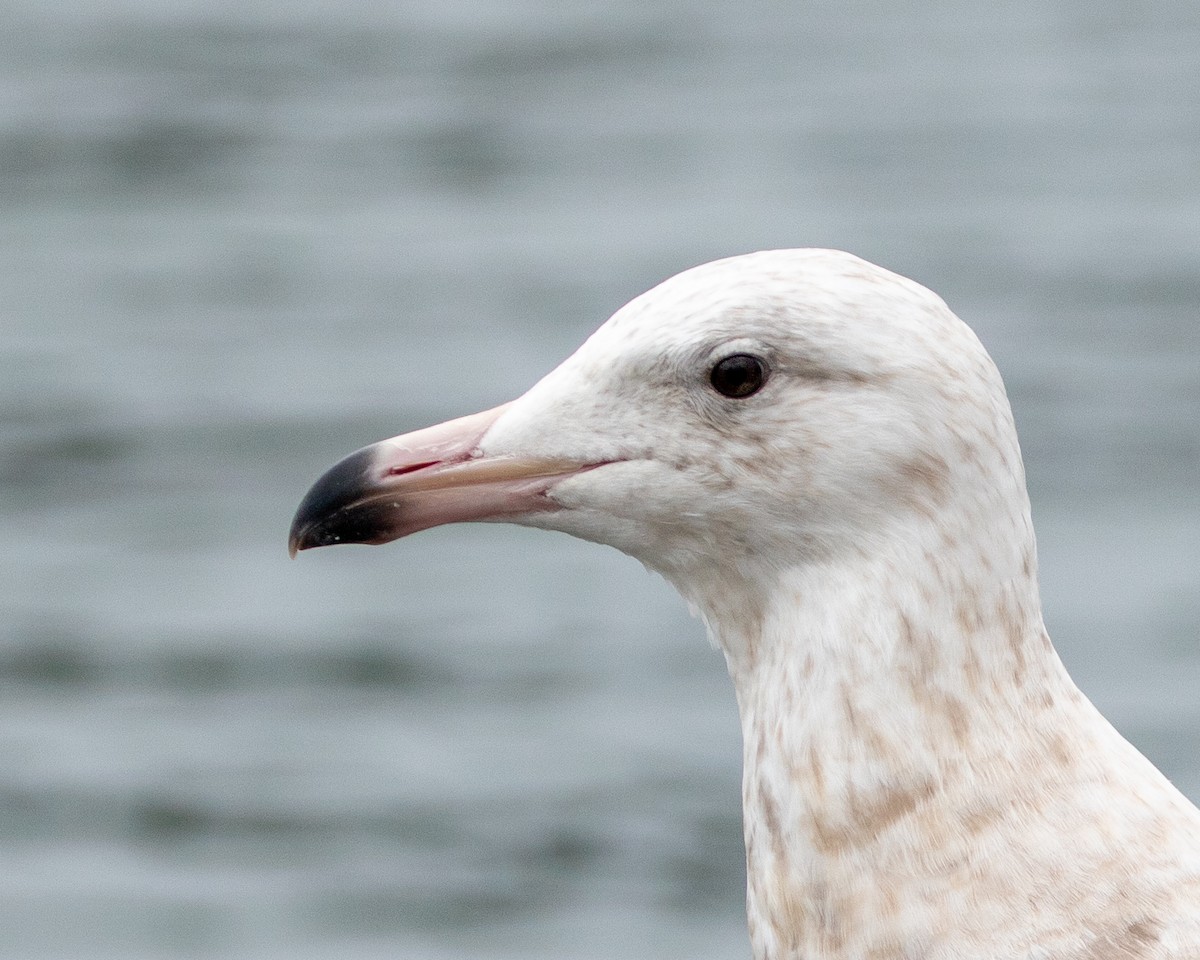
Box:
<box><xmin>388</xmin><ymin>460</ymin><xmax>440</xmax><ymax>477</ymax></box>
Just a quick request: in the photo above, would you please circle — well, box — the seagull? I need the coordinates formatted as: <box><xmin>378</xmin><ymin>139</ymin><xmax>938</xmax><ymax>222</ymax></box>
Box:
<box><xmin>290</xmin><ymin>249</ymin><xmax>1200</xmax><ymax>959</ymax></box>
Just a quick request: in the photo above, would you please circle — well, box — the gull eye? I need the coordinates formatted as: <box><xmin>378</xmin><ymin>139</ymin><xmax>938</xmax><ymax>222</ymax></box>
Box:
<box><xmin>710</xmin><ymin>354</ymin><xmax>769</xmax><ymax>399</ymax></box>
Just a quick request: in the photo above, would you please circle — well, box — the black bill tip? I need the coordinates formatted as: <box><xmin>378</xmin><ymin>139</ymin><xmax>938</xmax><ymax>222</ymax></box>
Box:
<box><xmin>289</xmin><ymin>444</ymin><xmax>387</xmax><ymax>557</ymax></box>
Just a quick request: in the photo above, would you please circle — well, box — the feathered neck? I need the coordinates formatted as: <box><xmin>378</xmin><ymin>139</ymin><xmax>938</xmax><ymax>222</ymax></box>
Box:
<box><xmin>698</xmin><ymin>507</ymin><xmax>1200</xmax><ymax>959</ymax></box>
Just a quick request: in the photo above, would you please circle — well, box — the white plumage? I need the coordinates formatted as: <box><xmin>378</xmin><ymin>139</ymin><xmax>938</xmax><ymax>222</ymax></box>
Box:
<box><xmin>292</xmin><ymin>250</ymin><xmax>1200</xmax><ymax>959</ymax></box>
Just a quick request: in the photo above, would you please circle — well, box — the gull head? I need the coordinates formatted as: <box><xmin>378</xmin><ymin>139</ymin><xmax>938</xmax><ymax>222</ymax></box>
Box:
<box><xmin>290</xmin><ymin>249</ymin><xmax>1028</xmax><ymax>641</ymax></box>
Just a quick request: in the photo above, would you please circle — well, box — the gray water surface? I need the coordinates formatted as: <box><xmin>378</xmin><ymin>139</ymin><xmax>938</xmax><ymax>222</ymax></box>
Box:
<box><xmin>2</xmin><ymin>2</ymin><xmax>1199</xmax><ymax>958</ymax></box>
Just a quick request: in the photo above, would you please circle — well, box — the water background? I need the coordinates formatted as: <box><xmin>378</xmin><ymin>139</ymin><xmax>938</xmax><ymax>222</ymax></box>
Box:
<box><xmin>2</xmin><ymin>2</ymin><xmax>1199</xmax><ymax>957</ymax></box>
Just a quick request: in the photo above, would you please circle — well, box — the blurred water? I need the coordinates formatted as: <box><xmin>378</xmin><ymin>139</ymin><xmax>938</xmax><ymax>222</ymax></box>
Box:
<box><xmin>1</xmin><ymin>1</ymin><xmax>1198</xmax><ymax>958</ymax></box>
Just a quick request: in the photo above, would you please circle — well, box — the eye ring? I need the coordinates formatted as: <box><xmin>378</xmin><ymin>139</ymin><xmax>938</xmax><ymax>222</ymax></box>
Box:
<box><xmin>710</xmin><ymin>353</ymin><xmax>769</xmax><ymax>399</ymax></box>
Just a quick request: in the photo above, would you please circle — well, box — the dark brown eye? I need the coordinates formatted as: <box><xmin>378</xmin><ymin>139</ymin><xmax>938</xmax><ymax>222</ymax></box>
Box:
<box><xmin>710</xmin><ymin>354</ymin><xmax>768</xmax><ymax>398</ymax></box>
